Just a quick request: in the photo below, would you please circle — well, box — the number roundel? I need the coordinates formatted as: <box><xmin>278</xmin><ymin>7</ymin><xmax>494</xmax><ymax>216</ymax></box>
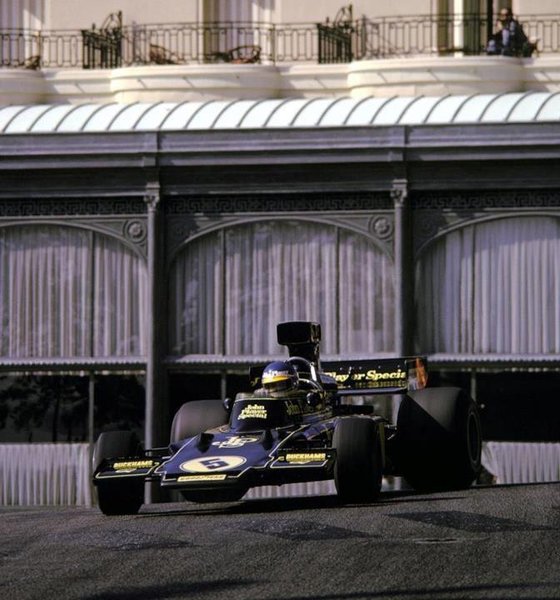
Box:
<box><xmin>180</xmin><ymin>456</ymin><xmax>246</xmax><ymax>473</ymax></box>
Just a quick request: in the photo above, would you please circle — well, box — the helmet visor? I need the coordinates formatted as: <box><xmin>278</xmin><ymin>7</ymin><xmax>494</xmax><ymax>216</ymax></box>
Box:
<box><xmin>263</xmin><ymin>377</ymin><xmax>294</xmax><ymax>394</ymax></box>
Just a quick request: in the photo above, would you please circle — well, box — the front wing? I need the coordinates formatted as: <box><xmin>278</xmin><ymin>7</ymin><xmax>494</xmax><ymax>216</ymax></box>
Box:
<box><xmin>93</xmin><ymin>434</ymin><xmax>337</xmax><ymax>493</ymax></box>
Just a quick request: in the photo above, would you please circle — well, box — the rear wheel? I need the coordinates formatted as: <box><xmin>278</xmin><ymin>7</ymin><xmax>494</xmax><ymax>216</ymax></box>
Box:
<box><xmin>93</xmin><ymin>431</ymin><xmax>144</xmax><ymax>515</ymax></box>
<box><xmin>396</xmin><ymin>387</ymin><xmax>482</xmax><ymax>492</ymax></box>
<box><xmin>170</xmin><ymin>399</ymin><xmax>229</xmax><ymax>444</ymax></box>
<box><xmin>333</xmin><ymin>417</ymin><xmax>383</xmax><ymax>504</ymax></box>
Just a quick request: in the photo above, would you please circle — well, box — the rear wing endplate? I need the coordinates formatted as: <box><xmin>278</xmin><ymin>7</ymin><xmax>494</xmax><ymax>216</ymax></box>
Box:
<box><xmin>321</xmin><ymin>357</ymin><xmax>428</xmax><ymax>395</ymax></box>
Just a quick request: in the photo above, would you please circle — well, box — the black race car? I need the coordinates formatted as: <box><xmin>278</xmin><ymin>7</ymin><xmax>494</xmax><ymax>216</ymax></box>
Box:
<box><xmin>92</xmin><ymin>321</ymin><xmax>482</xmax><ymax>515</ymax></box>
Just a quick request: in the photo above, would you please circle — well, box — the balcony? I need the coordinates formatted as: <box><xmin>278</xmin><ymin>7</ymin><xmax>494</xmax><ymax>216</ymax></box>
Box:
<box><xmin>2</xmin><ymin>13</ymin><xmax>560</xmax><ymax>69</ymax></box>
<box><xmin>1</xmin><ymin>13</ymin><xmax>560</xmax><ymax>105</ymax></box>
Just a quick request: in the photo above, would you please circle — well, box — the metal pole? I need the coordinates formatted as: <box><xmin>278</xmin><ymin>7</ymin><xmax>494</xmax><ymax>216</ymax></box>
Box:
<box><xmin>392</xmin><ymin>179</ymin><xmax>412</xmax><ymax>358</ymax></box>
<box><xmin>87</xmin><ymin>372</ymin><xmax>95</xmax><ymax>508</ymax></box>
<box><xmin>144</xmin><ymin>182</ymin><xmax>161</xmax><ymax>503</ymax></box>
<box><xmin>88</xmin><ymin>372</ymin><xmax>95</xmax><ymax>448</ymax></box>
<box><xmin>391</xmin><ymin>179</ymin><xmax>412</xmax><ymax>433</ymax></box>
<box><xmin>486</xmin><ymin>0</ymin><xmax>494</xmax><ymax>47</ymax></box>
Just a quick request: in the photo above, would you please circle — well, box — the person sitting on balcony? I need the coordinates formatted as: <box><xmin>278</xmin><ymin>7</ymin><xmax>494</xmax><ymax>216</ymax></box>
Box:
<box><xmin>486</xmin><ymin>7</ymin><xmax>532</xmax><ymax>57</ymax></box>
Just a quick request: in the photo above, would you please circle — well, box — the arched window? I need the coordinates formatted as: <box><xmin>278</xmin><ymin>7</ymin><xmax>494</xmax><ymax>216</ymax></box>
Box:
<box><xmin>0</xmin><ymin>225</ymin><xmax>147</xmax><ymax>358</ymax></box>
<box><xmin>169</xmin><ymin>220</ymin><xmax>394</xmax><ymax>356</ymax></box>
<box><xmin>415</xmin><ymin>216</ymin><xmax>560</xmax><ymax>354</ymax></box>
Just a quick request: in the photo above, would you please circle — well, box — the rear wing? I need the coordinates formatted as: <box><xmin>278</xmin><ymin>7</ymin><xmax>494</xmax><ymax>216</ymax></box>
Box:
<box><xmin>321</xmin><ymin>357</ymin><xmax>428</xmax><ymax>395</ymax></box>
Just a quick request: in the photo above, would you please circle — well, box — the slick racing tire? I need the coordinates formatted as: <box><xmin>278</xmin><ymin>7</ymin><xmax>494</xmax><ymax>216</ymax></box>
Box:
<box><xmin>93</xmin><ymin>430</ymin><xmax>144</xmax><ymax>516</ymax></box>
<box><xmin>333</xmin><ymin>417</ymin><xmax>383</xmax><ymax>504</ymax></box>
<box><xmin>170</xmin><ymin>399</ymin><xmax>229</xmax><ymax>444</ymax></box>
<box><xmin>396</xmin><ymin>387</ymin><xmax>482</xmax><ymax>492</ymax></box>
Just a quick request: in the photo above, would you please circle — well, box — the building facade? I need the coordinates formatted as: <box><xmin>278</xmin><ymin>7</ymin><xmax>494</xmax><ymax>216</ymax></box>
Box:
<box><xmin>1</xmin><ymin>1</ymin><xmax>559</xmax><ymax>450</ymax></box>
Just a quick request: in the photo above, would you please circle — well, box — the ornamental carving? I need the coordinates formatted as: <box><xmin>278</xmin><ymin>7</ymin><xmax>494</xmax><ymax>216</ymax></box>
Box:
<box><xmin>166</xmin><ymin>212</ymin><xmax>395</xmax><ymax>261</ymax></box>
<box><xmin>0</xmin><ymin>198</ymin><xmax>146</xmax><ymax>217</ymax></box>
<box><xmin>0</xmin><ymin>217</ymin><xmax>148</xmax><ymax>259</ymax></box>
<box><xmin>390</xmin><ymin>180</ymin><xmax>408</xmax><ymax>207</ymax></box>
<box><xmin>369</xmin><ymin>216</ymin><xmax>394</xmax><ymax>240</ymax></box>
<box><xmin>124</xmin><ymin>220</ymin><xmax>147</xmax><ymax>244</ymax></box>
<box><xmin>144</xmin><ymin>184</ymin><xmax>161</xmax><ymax>211</ymax></box>
<box><xmin>412</xmin><ymin>190</ymin><xmax>560</xmax><ymax>254</ymax></box>
<box><xmin>414</xmin><ymin>190</ymin><xmax>560</xmax><ymax>210</ymax></box>
<box><xmin>165</xmin><ymin>192</ymin><xmax>393</xmax><ymax>215</ymax></box>
<box><xmin>165</xmin><ymin>192</ymin><xmax>396</xmax><ymax>260</ymax></box>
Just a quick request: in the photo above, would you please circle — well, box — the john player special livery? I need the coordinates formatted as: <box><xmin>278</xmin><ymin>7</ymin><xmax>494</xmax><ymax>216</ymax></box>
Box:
<box><xmin>92</xmin><ymin>322</ymin><xmax>482</xmax><ymax>514</ymax></box>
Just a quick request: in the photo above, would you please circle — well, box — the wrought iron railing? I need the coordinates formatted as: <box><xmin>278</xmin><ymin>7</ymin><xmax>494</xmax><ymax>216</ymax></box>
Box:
<box><xmin>82</xmin><ymin>11</ymin><xmax>123</xmax><ymax>69</ymax></box>
<box><xmin>1</xmin><ymin>14</ymin><xmax>559</xmax><ymax>70</ymax></box>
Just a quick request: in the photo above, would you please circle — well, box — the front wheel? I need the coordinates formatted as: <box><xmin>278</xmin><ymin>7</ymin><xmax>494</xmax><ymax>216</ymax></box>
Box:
<box><xmin>93</xmin><ymin>430</ymin><xmax>144</xmax><ymax>516</ymax></box>
<box><xmin>333</xmin><ymin>417</ymin><xmax>383</xmax><ymax>504</ymax></box>
<box><xmin>170</xmin><ymin>399</ymin><xmax>229</xmax><ymax>444</ymax></box>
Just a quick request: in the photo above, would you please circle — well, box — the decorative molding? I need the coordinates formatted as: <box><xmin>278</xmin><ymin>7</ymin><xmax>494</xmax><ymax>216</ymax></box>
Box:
<box><xmin>414</xmin><ymin>190</ymin><xmax>560</xmax><ymax>210</ymax></box>
<box><xmin>164</xmin><ymin>193</ymin><xmax>394</xmax><ymax>262</ymax></box>
<box><xmin>166</xmin><ymin>212</ymin><xmax>396</xmax><ymax>261</ymax></box>
<box><xmin>0</xmin><ymin>198</ymin><xmax>146</xmax><ymax>217</ymax></box>
<box><xmin>165</xmin><ymin>192</ymin><xmax>393</xmax><ymax>215</ymax></box>
<box><xmin>368</xmin><ymin>215</ymin><xmax>394</xmax><ymax>240</ymax></box>
<box><xmin>390</xmin><ymin>179</ymin><xmax>408</xmax><ymax>208</ymax></box>
<box><xmin>0</xmin><ymin>217</ymin><xmax>148</xmax><ymax>259</ymax></box>
<box><xmin>413</xmin><ymin>190</ymin><xmax>560</xmax><ymax>255</ymax></box>
<box><xmin>165</xmin><ymin>192</ymin><xmax>395</xmax><ymax>261</ymax></box>
<box><xmin>144</xmin><ymin>183</ymin><xmax>161</xmax><ymax>212</ymax></box>
<box><xmin>123</xmin><ymin>219</ymin><xmax>147</xmax><ymax>246</ymax></box>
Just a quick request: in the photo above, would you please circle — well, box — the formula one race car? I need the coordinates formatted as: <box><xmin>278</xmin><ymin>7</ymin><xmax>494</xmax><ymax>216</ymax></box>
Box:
<box><xmin>92</xmin><ymin>321</ymin><xmax>482</xmax><ymax>515</ymax></box>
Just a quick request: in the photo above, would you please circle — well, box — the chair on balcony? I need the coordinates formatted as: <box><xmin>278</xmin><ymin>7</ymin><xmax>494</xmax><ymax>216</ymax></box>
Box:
<box><xmin>149</xmin><ymin>43</ymin><xmax>185</xmax><ymax>65</ymax></box>
<box><xmin>210</xmin><ymin>45</ymin><xmax>261</xmax><ymax>64</ymax></box>
<box><xmin>24</xmin><ymin>55</ymin><xmax>42</xmax><ymax>70</ymax></box>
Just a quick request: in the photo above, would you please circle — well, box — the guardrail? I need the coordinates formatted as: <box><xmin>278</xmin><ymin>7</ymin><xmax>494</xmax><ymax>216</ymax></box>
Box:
<box><xmin>0</xmin><ymin>442</ymin><xmax>557</xmax><ymax>506</ymax></box>
<box><xmin>1</xmin><ymin>14</ymin><xmax>559</xmax><ymax>69</ymax></box>
<box><xmin>0</xmin><ymin>443</ymin><xmax>92</xmax><ymax>506</ymax></box>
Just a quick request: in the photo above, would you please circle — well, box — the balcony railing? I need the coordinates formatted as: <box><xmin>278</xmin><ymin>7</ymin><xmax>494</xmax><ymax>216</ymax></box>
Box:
<box><xmin>1</xmin><ymin>14</ymin><xmax>559</xmax><ymax>70</ymax></box>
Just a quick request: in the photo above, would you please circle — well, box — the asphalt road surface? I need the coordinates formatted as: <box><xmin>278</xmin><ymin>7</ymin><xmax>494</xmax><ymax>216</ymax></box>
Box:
<box><xmin>1</xmin><ymin>483</ymin><xmax>559</xmax><ymax>600</ymax></box>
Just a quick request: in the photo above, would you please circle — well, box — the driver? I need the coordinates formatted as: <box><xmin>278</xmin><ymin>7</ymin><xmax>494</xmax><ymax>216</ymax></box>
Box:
<box><xmin>258</xmin><ymin>360</ymin><xmax>299</xmax><ymax>398</ymax></box>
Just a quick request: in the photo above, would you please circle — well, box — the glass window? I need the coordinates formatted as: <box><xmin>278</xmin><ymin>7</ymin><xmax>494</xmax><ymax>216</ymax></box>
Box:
<box><xmin>93</xmin><ymin>375</ymin><xmax>145</xmax><ymax>441</ymax></box>
<box><xmin>0</xmin><ymin>225</ymin><xmax>147</xmax><ymax>359</ymax></box>
<box><xmin>415</xmin><ymin>216</ymin><xmax>560</xmax><ymax>354</ymax></box>
<box><xmin>0</xmin><ymin>375</ymin><xmax>89</xmax><ymax>442</ymax></box>
<box><xmin>169</xmin><ymin>220</ymin><xmax>395</xmax><ymax>356</ymax></box>
<box><xmin>0</xmin><ymin>373</ymin><xmax>145</xmax><ymax>443</ymax></box>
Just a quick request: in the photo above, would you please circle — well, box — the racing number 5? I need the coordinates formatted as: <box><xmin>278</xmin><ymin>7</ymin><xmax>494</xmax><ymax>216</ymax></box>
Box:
<box><xmin>200</xmin><ymin>458</ymin><xmax>230</xmax><ymax>470</ymax></box>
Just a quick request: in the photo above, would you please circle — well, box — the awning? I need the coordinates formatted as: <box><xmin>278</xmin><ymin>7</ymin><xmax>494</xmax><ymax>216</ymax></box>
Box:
<box><xmin>1</xmin><ymin>91</ymin><xmax>560</xmax><ymax>134</ymax></box>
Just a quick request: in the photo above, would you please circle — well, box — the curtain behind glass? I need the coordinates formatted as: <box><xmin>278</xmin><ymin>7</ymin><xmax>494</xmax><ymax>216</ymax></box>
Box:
<box><xmin>416</xmin><ymin>216</ymin><xmax>560</xmax><ymax>354</ymax></box>
<box><xmin>224</xmin><ymin>221</ymin><xmax>338</xmax><ymax>354</ymax></box>
<box><xmin>169</xmin><ymin>232</ymin><xmax>223</xmax><ymax>355</ymax></box>
<box><xmin>94</xmin><ymin>235</ymin><xmax>148</xmax><ymax>356</ymax></box>
<box><xmin>0</xmin><ymin>225</ymin><xmax>147</xmax><ymax>358</ymax></box>
<box><xmin>169</xmin><ymin>220</ymin><xmax>395</xmax><ymax>356</ymax></box>
<box><xmin>0</xmin><ymin>227</ymin><xmax>90</xmax><ymax>357</ymax></box>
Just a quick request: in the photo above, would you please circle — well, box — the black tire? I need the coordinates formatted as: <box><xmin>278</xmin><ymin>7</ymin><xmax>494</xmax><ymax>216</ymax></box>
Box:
<box><xmin>396</xmin><ymin>387</ymin><xmax>482</xmax><ymax>492</ymax></box>
<box><xmin>333</xmin><ymin>417</ymin><xmax>383</xmax><ymax>504</ymax></box>
<box><xmin>170</xmin><ymin>399</ymin><xmax>228</xmax><ymax>444</ymax></box>
<box><xmin>93</xmin><ymin>431</ymin><xmax>144</xmax><ymax>516</ymax></box>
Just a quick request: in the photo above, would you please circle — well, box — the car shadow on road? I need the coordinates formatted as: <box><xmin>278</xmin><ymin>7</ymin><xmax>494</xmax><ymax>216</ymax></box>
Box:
<box><xmin>137</xmin><ymin>489</ymin><xmax>467</xmax><ymax>518</ymax></box>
